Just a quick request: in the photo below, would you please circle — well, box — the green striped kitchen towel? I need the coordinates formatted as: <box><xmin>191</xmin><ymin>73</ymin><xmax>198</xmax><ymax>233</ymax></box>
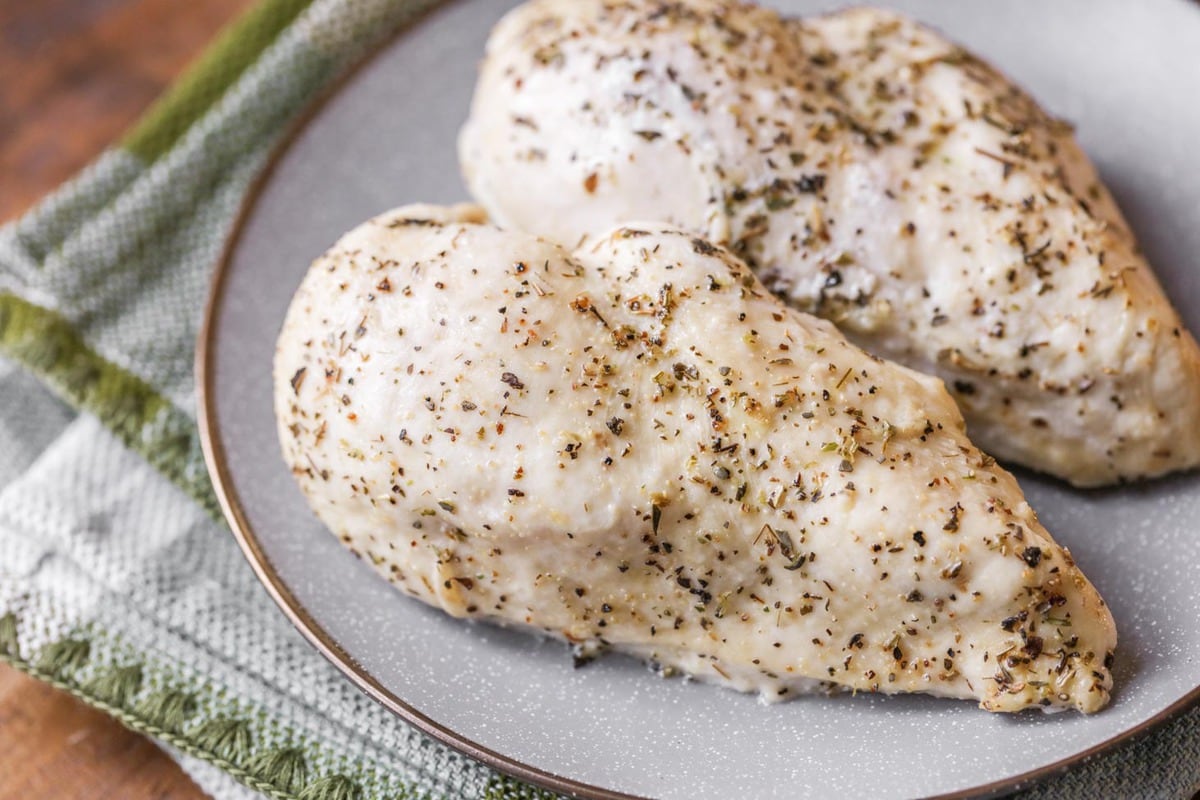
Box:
<box><xmin>0</xmin><ymin>1</ymin><xmax>1196</xmax><ymax>798</ymax></box>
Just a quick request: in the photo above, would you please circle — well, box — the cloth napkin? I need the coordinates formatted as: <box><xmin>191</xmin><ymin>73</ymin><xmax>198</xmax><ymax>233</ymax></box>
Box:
<box><xmin>0</xmin><ymin>1</ymin><xmax>1196</xmax><ymax>798</ymax></box>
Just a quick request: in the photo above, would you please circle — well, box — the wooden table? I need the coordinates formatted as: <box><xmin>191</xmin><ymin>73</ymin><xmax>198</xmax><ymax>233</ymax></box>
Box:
<box><xmin>0</xmin><ymin>0</ymin><xmax>254</xmax><ymax>796</ymax></box>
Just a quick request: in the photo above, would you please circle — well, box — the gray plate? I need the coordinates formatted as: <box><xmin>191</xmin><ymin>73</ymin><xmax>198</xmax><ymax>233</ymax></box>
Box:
<box><xmin>198</xmin><ymin>1</ymin><xmax>1200</xmax><ymax>797</ymax></box>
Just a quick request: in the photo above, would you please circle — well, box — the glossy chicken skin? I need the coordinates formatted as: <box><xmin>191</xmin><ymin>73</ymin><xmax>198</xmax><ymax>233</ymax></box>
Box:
<box><xmin>459</xmin><ymin>0</ymin><xmax>1200</xmax><ymax>486</ymax></box>
<box><xmin>275</xmin><ymin>204</ymin><xmax>1116</xmax><ymax>712</ymax></box>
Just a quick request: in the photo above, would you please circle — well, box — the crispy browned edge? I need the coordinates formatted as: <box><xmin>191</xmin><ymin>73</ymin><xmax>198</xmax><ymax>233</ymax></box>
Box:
<box><xmin>195</xmin><ymin>3</ymin><xmax>1200</xmax><ymax>798</ymax></box>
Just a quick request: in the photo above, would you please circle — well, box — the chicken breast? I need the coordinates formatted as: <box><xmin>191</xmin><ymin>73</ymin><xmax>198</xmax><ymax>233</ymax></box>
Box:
<box><xmin>458</xmin><ymin>0</ymin><xmax>1200</xmax><ymax>487</ymax></box>
<box><xmin>274</xmin><ymin>204</ymin><xmax>1116</xmax><ymax>713</ymax></box>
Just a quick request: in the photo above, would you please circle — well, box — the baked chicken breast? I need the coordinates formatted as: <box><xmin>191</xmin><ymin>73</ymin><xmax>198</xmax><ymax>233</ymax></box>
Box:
<box><xmin>459</xmin><ymin>0</ymin><xmax>1200</xmax><ymax>486</ymax></box>
<box><xmin>275</xmin><ymin>204</ymin><xmax>1116</xmax><ymax>712</ymax></box>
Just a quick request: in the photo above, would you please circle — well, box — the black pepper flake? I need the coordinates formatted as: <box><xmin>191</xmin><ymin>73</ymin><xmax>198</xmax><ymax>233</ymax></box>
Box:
<box><xmin>606</xmin><ymin>417</ymin><xmax>625</xmax><ymax>435</ymax></box>
<box><xmin>652</xmin><ymin>504</ymin><xmax>662</xmax><ymax>535</ymax></box>
<box><xmin>943</xmin><ymin>504</ymin><xmax>961</xmax><ymax>532</ymax></box>
<box><xmin>1000</xmin><ymin>611</ymin><xmax>1028</xmax><ymax>632</ymax></box>
<box><xmin>795</xmin><ymin>173</ymin><xmax>826</xmax><ymax>193</ymax></box>
<box><xmin>289</xmin><ymin>367</ymin><xmax>306</xmax><ymax>395</ymax></box>
<box><xmin>912</xmin><ymin>530</ymin><xmax>926</xmax><ymax>547</ymax></box>
<box><xmin>501</xmin><ymin>372</ymin><xmax>525</xmax><ymax>390</ymax></box>
<box><xmin>672</xmin><ymin>362</ymin><xmax>699</xmax><ymax>381</ymax></box>
<box><xmin>1021</xmin><ymin>546</ymin><xmax>1043</xmax><ymax>568</ymax></box>
<box><xmin>1023</xmin><ymin>635</ymin><xmax>1044</xmax><ymax>659</ymax></box>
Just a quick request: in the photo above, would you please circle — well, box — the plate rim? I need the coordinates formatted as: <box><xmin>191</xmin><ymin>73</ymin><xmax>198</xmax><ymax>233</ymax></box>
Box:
<box><xmin>195</xmin><ymin>2</ymin><xmax>1200</xmax><ymax>797</ymax></box>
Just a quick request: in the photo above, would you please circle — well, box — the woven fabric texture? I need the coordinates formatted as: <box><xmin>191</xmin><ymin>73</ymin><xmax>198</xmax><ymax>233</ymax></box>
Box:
<box><xmin>0</xmin><ymin>1</ymin><xmax>1196</xmax><ymax>799</ymax></box>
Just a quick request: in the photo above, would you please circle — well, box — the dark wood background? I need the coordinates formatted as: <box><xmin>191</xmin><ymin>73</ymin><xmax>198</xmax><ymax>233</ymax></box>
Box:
<box><xmin>0</xmin><ymin>0</ymin><xmax>254</xmax><ymax>796</ymax></box>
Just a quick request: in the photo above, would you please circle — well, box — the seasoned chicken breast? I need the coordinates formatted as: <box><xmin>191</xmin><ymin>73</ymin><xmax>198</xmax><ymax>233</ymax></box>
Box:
<box><xmin>274</xmin><ymin>204</ymin><xmax>1116</xmax><ymax>713</ymax></box>
<box><xmin>459</xmin><ymin>0</ymin><xmax>1200</xmax><ymax>487</ymax></box>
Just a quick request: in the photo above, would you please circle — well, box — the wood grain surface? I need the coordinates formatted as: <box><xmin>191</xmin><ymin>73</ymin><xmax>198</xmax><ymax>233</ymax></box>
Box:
<box><xmin>0</xmin><ymin>0</ymin><xmax>254</xmax><ymax>797</ymax></box>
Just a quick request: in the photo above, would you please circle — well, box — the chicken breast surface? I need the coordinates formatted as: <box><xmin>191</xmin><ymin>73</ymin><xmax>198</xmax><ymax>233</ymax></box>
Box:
<box><xmin>459</xmin><ymin>0</ymin><xmax>1200</xmax><ymax>487</ymax></box>
<box><xmin>274</xmin><ymin>204</ymin><xmax>1115</xmax><ymax>712</ymax></box>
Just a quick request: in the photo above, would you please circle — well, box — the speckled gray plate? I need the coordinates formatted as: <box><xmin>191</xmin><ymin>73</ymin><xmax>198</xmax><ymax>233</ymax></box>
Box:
<box><xmin>198</xmin><ymin>1</ymin><xmax>1200</xmax><ymax>797</ymax></box>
